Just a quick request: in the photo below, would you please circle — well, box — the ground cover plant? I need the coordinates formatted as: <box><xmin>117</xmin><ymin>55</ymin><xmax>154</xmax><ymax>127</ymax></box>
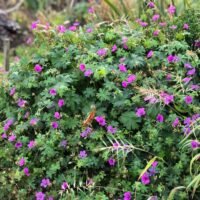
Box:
<box><xmin>0</xmin><ymin>3</ymin><xmax>200</xmax><ymax>200</ymax></box>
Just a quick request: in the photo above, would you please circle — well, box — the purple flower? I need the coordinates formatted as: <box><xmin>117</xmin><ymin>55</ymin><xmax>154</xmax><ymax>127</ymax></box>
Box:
<box><xmin>192</xmin><ymin>114</ymin><xmax>200</xmax><ymax>121</ymax></box>
<box><xmin>144</xmin><ymin>95</ymin><xmax>158</xmax><ymax>104</ymax></box>
<box><xmin>10</xmin><ymin>87</ymin><xmax>16</xmax><ymax>96</ymax></box>
<box><xmin>153</xmin><ymin>30</ymin><xmax>160</xmax><ymax>36</ymax></box>
<box><xmin>3</xmin><ymin>119</ymin><xmax>13</xmax><ymax>131</ymax></box>
<box><xmin>127</xmin><ymin>74</ymin><xmax>136</xmax><ymax>83</ymax></box>
<box><xmin>69</xmin><ymin>25</ymin><xmax>76</xmax><ymax>31</ymax></box>
<box><xmin>160</xmin><ymin>92</ymin><xmax>174</xmax><ymax>105</ymax></box>
<box><xmin>148</xmin><ymin>2</ymin><xmax>155</xmax><ymax>8</ymax></box>
<box><xmin>15</xmin><ymin>142</ymin><xmax>23</xmax><ymax>149</ymax></box>
<box><xmin>61</xmin><ymin>182</ymin><xmax>69</xmax><ymax>190</ymax></box>
<box><xmin>118</xmin><ymin>64</ymin><xmax>127</xmax><ymax>72</ymax></box>
<box><xmin>183</xmin><ymin>23</ymin><xmax>189</xmax><ymax>30</ymax></box>
<box><xmin>184</xmin><ymin>63</ymin><xmax>193</xmax><ymax>69</ymax></box>
<box><xmin>107</xmin><ymin>125</ymin><xmax>117</xmax><ymax>134</ymax></box>
<box><xmin>184</xmin><ymin>96</ymin><xmax>193</xmax><ymax>104</ymax></box>
<box><xmin>147</xmin><ymin>50</ymin><xmax>153</xmax><ymax>58</ymax></box>
<box><xmin>18</xmin><ymin>158</ymin><xmax>25</xmax><ymax>167</ymax></box>
<box><xmin>80</xmin><ymin>127</ymin><xmax>92</xmax><ymax>138</ymax></box>
<box><xmin>152</xmin><ymin>161</ymin><xmax>158</xmax><ymax>167</ymax></box>
<box><xmin>95</xmin><ymin>116</ymin><xmax>106</xmax><ymax>126</ymax></box>
<box><xmin>122</xmin><ymin>81</ymin><xmax>128</xmax><ymax>88</ymax></box>
<box><xmin>166</xmin><ymin>74</ymin><xmax>172</xmax><ymax>80</ymax></box>
<box><xmin>8</xmin><ymin>134</ymin><xmax>16</xmax><ymax>142</ymax></box>
<box><xmin>159</xmin><ymin>22</ymin><xmax>167</xmax><ymax>27</ymax></box>
<box><xmin>136</xmin><ymin>107</ymin><xmax>146</xmax><ymax>117</ymax></box>
<box><xmin>35</xmin><ymin>192</ymin><xmax>45</xmax><ymax>200</ymax></box>
<box><xmin>28</xmin><ymin>140</ymin><xmax>36</xmax><ymax>149</ymax></box>
<box><xmin>113</xmin><ymin>142</ymin><xmax>120</xmax><ymax>150</ymax></box>
<box><xmin>123</xmin><ymin>191</ymin><xmax>132</xmax><ymax>200</ymax></box>
<box><xmin>49</xmin><ymin>88</ymin><xmax>57</xmax><ymax>96</ymax></box>
<box><xmin>57</xmin><ymin>25</ymin><xmax>66</xmax><ymax>33</ymax></box>
<box><xmin>156</xmin><ymin>114</ymin><xmax>164</xmax><ymax>122</ymax></box>
<box><xmin>30</xmin><ymin>118</ymin><xmax>38</xmax><ymax>126</ymax></box>
<box><xmin>112</xmin><ymin>44</ymin><xmax>117</xmax><ymax>52</ymax></box>
<box><xmin>51</xmin><ymin>121</ymin><xmax>59</xmax><ymax>129</ymax></box>
<box><xmin>184</xmin><ymin>127</ymin><xmax>191</xmax><ymax>135</ymax></box>
<box><xmin>152</xmin><ymin>14</ymin><xmax>160</xmax><ymax>21</ymax></box>
<box><xmin>184</xmin><ymin>117</ymin><xmax>191</xmax><ymax>126</ymax></box>
<box><xmin>141</xmin><ymin>172</ymin><xmax>150</xmax><ymax>185</ymax></box>
<box><xmin>1</xmin><ymin>133</ymin><xmax>7</xmax><ymax>139</ymax></box>
<box><xmin>168</xmin><ymin>4</ymin><xmax>176</xmax><ymax>15</ymax></box>
<box><xmin>86</xmin><ymin>28</ymin><xmax>93</xmax><ymax>33</ymax></box>
<box><xmin>190</xmin><ymin>85</ymin><xmax>200</xmax><ymax>90</ymax></box>
<box><xmin>84</xmin><ymin>69</ymin><xmax>93</xmax><ymax>77</ymax></box>
<box><xmin>140</xmin><ymin>21</ymin><xmax>148</xmax><ymax>27</ymax></box>
<box><xmin>97</xmin><ymin>48</ymin><xmax>107</xmax><ymax>57</ymax></box>
<box><xmin>191</xmin><ymin>140</ymin><xmax>199</xmax><ymax>149</ymax></box>
<box><xmin>34</xmin><ymin>64</ymin><xmax>43</xmax><ymax>73</ymax></box>
<box><xmin>172</xmin><ymin>118</ymin><xmax>179</xmax><ymax>127</ymax></box>
<box><xmin>31</xmin><ymin>21</ymin><xmax>39</xmax><ymax>30</ymax></box>
<box><xmin>17</xmin><ymin>99</ymin><xmax>27</xmax><ymax>108</ymax></box>
<box><xmin>88</xmin><ymin>7</ymin><xmax>95</xmax><ymax>14</ymax></box>
<box><xmin>60</xmin><ymin>140</ymin><xmax>67</xmax><ymax>147</ymax></box>
<box><xmin>167</xmin><ymin>55</ymin><xmax>178</xmax><ymax>63</ymax></box>
<box><xmin>183</xmin><ymin>77</ymin><xmax>192</xmax><ymax>84</ymax></box>
<box><xmin>24</xmin><ymin>111</ymin><xmax>30</xmax><ymax>119</ymax></box>
<box><xmin>41</xmin><ymin>178</ymin><xmax>51</xmax><ymax>188</ymax></box>
<box><xmin>79</xmin><ymin>150</ymin><xmax>87</xmax><ymax>158</ymax></box>
<box><xmin>54</xmin><ymin>112</ymin><xmax>61</xmax><ymax>119</ymax></box>
<box><xmin>23</xmin><ymin>167</ymin><xmax>30</xmax><ymax>176</ymax></box>
<box><xmin>79</xmin><ymin>63</ymin><xmax>86</xmax><ymax>72</ymax></box>
<box><xmin>58</xmin><ymin>99</ymin><xmax>65</xmax><ymax>107</ymax></box>
<box><xmin>48</xmin><ymin>197</ymin><xmax>54</xmax><ymax>200</ymax></box>
<box><xmin>187</xmin><ymin>68</ymin><xmax>196</xmax><ymax>76</ymax></box>
<box><xmin>108</xmin><ymin>158</ymin><xmax>116</xmax><ymax>166</ymax></box>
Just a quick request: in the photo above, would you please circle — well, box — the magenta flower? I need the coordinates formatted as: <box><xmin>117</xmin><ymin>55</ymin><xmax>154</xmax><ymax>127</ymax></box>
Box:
<box><xmin>48</xmin><ymin>197</ymin><xmax>54</xmax><ymax>200</ymax></box>
<box><xmin>153</xmin><ymin>30</ymin><xmax>160</xmax><ymax>36</ymax></box>
<box><xmin>54</xmin><ymin>112</ymin><xmax>61</xmax><ymax>119</ymax></box>
<box><xmin>88</xmin><ymin>7</ymin><xmax>95</xmax><ymax>14</ymax></box>
<box><xmin>4</xmin><ymin>119</ymin><xmax>13</xmax><ymax>131</ymax></box>
<box><xmin>23</xmin><ymin>167</ymin><xmax>30</xmax><ymax>176</ymax></box>
<box><xmin>144</xmin><ymin>95</ymin><xmax>158</xmax><ymax>104</ymax></box>
<box><xmin>160</xmin><ymin>92</ymin><xmax>174</xmax><ymax>105</ymax></box>
<box><xmin>113</xmin><ymin>142</ymin><xmax>120</xmax><ymax>150</ymax></box>
<box><xmin>191</xmin><ymin>140</ymin><xmax>199</xmax><ymax>149</ymax></box>
<box><xmin>170</xmin><ymin>25</ymin><xmax>177</xmax><ymax>30</ymax></box>
<box><xmin>1</xmin><ymin>133</ymin><xmax>7</xmax><ymax>139</ymax></box>
<box><xmin>69</xmin><ymin>25</ymin><xmax>76</xmax><ymax>31</ymax></box>
<box><xmin>95</xmin><ymin>116</ymin><xmax>106</xmax><ymax>126</ymax></box>
<box><xmin>86</xmin><ymin>28</ymin><xmax>93</xmax><ymax>33</ymax></box>
<box><xmin>184</xmin><ymin>63</ymin><xmax>193</xmax><ymax>69</ymax></box>
<box><xmin>79</xmin><ymin>63</ymin><xmax>86</xmax><ymax>72</ymax></box>
<box><xmin>97</xmin><ymin>48</ymin><xmax>107</xmax><ymax>57</ymax></box>
<box><xmin>34</xmin><ymin>64</ymin><xmax>43</xmax><ymax>73</ymax></box>
<box><xmin>84</xmin><ymin>69</ymin><xmax>93</xmax><ymax>77</ymax></box>
<box><xmin>122</xmin><ymin>81</ymin><xmax>128</xmax><ymax>88</ymax></box>
<box><xmin>140</xmin><ymin>21</ymin><xmax>148</xmax><ymax>27</ymax></box>
<box><xmin>15</xmin><ymin>142</ymin><xmax>23</xmax><ymax>149</ymax></box>
<box><xmin>118</xmin><ymin>64</ymin><xmax>127</xmax><ymax>72</ymax></box>
<box><xmin>36</xmin><ymin>192</ymin><xmax>45</xmax><ymax>200</ymax></box>
<box><xmin>147</xmin><ymin>50</ymin><xmax>153</xmax><ymax>58</ymax></box>
<box><xmin>141</xmin><ymin>172</ymin><xmax>150</xmax><ymax>185</ymax></box>
<box><xmin>107</xmin><ymin>125</ymin><xmax>117</xmax><ymax>134</ymax></box>
<box><xmin>127</xmin><ymin>74</ymin><xmax>136</xmax><ymax>83</ymax></box>
<box><xmin>51</xmin><ymin>121</ymin><xmax>59</xmax><ymax>129</ymax></box>
<box><xmin>172</xmin><ymin>118</ymin><xmax>179</xmax><ymax>127</ymax></box>
<box><xmin>41</xmin><ymin>178</ymin><xmax>51</xmax><ymax>188</ymax></box>
<box><xmin>123</xmin><ymin>191</ymin><xmax>132</xmax><ymax>200</ymax></box>
<box><xmin>31</xmin><ymin>21</ymin><xmax>39</xmax><ymax>30</ymax></box>
<box><xmin>152</xmin><ymin>14</ymin><xmax>160</xmax><ymax>21</ymax></box>
<box><xmin>190</xmin><ymin>84</ymin><xmax>200</xmax><ymax>90</ymax></box>
<box><xmin>152</xmin><ymin>161</ymin><xmax>158</xmax><ymax>167</ymax></box>
<box><xmin>183</xmin><ymin>23</ymin><xmax>189</xmax><ymax>30</ymax></box>
<box><xmin>168</xmin><ymin>4</ymin><xmax>176</xmax><ymax>15</ymax></box>
<box><xmin>122</xmin><ymin>37</ymin><xmax>128</xmax><ymax>49</ymax></box>
<box><xmin>167</xmin><ymin>55</ymin><xmax>179</xmax><ymax>63</ymax></box>
<box><xmin>166</xmin><ymin>74</ymin><xmax>172</xmax><ymax>80</ymax></box>
<box><xmin>187</xmin><ymin>68</ymin><xmax>196</xmax><ymax>76</ymax></box>
<box><xmin>49</xmin><ymin>88</ymin><xmax>57</xmax><ymax>96</ymax></box>
<box><xmin>156</xmin><ymin>114</ymin><xmax>164</xmax><ymax>122</ymax></box>
<box><xmin>18</xmin><ymin>158</ymin><xmax>25</xmax><ymax>167</ymax></box>
<box><xmin>80</xmin><ymin>127</ymin><xmax>92</xmax><ymax>138</ymax></box>
<box><xmin>58</xmin><ymin>99</ymin><xmax>65</xmax><ymax>108</ymax></box>
<box><xmin>108</xmin><ymin>158</ymin><xmax>116</xmax><ymax>166</ymax></box>
<box><xmin>184</xmin><ymin>96</ymin><xmax>193</xmax><ymax>104</ymax></box>
<box><xmin>112</xmin><ymin>44</ymin><xmax>117</xmax><ymax>52</ymax></box>
<box><xmin>159</xmin><ymin>22</ymin><xmax>167</xmax><ymax>27</ymax></box>
<box><xmin>183</xmin><ymin>77</ymin><xmax>192</xmax><ymax>84</ymax></box>
<box><xmin>57</xmin><ymin>25</ymin><xmax>66</xmax><ymax>33</ymax></box>
<box><xmin>61</xmin><ymin>182</ymin><xmax>69</xmax><ymax>190</ymax></box>
<box><xmin>28</xmin><ymin>140</ymin><xmax>36</xmax><ymax>149</ymax></box>
<box><xmin>136</xmin><ymin>107</ymin><xmax>146</xmax><ymax>117</ymax></box>
<box><xmin>10</xmin><ymin>87</ymin><xmax>16</xmax><ymax>96</ymax></box>
<box><xmin>17</xmin><ymin>99</ymin><xmax>27</xmax><ymax>108</ymax></box>
<box><xmin>79</xmin><ymin>150</ymin><xmax>87</xmax><ymax>158</ymax></box>
<box><xmin>30</xmin><ymin>118</ymin><xmax>38</xmax><ymax>126</ymax></box>
<box><xmin>148</xmin><ymin>2</ymin><xmax>155</xmax><ymax>8</ymax></box>
<box><xmin>8</xmin><ymin>134</ymin><xmax>16</xmax><ymax>142</ymax></box>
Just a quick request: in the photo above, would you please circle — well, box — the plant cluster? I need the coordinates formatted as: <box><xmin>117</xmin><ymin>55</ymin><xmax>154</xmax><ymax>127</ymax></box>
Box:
<box><xmin>0</xmin><ymin>2</ymin><xmax>199</xmax><ymax>200</ymax></box>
